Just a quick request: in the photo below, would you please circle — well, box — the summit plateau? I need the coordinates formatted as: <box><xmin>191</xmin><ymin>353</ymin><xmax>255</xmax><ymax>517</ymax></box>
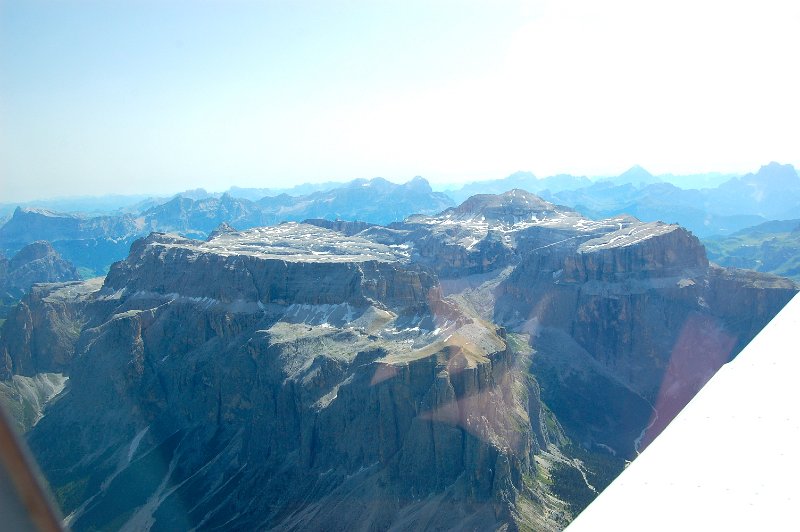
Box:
<box><xmin>0</xmin><ymin>190</ymin><xmax>795</xmax><ymax>531</ymax></box>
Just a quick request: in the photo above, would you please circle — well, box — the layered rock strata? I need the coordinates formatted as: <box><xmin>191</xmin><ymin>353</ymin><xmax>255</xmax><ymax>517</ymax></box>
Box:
<box><xmin>1</xmin><ymin>192</ymin><xmax>796</xmax><ymax>530</ymax></box>
<box><xmin>8</xmin><ymin>223</ymin><xmax>569</xmax><ymax>530</ymax></box>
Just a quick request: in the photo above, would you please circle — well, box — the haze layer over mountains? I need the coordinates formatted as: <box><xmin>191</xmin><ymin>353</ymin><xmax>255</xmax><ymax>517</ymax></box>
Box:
<box><xmin>3</xmin><ymin>162</ymin><xmax>799</xmax><ymax>281</ymax></box>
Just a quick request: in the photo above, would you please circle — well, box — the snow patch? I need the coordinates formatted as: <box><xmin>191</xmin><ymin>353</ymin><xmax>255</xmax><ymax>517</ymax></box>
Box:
<box><xmin>128</xmin><ymin>426</ymin><xmax>150</xmax><ymax>463</ymax></box>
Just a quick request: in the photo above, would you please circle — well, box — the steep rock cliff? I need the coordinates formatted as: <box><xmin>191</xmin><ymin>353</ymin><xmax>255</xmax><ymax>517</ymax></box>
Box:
<box><xmin>495</xmin><ymin>221</ymin><xmax>796</xmax><ymax>453</ymax></box>
<box><xmin>0</xmin><ymin>240</ymin><xmax>80</xmax><ymax>321</ymax></box>
<box><xmin>15</xmin><ymin>223</ymin><xmax>570</xmax><ymax>531</ymax></box>
<box><xmin>2</xmin><ymin>190</ymin><xmax>796</xmax><ymax>530</ymax></box>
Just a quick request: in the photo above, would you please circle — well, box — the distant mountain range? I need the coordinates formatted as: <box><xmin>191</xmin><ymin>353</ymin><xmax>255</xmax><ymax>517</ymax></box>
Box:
<box><xmin>0</xmin><ymin>177</ymin><xmax>454</xmax><ymax>275</ymax></box>
<box><xmin>2</xmin><ymin>162</ymin><xmax>798</xmax><ymax>276</ymax></box>
<box><xmin>438</xmin><ymin>163</ymin><xmax>800</xmax><ymax>238</ymax></box>
<box><xmin>440</xmin><ymin>166</ymin><xmax>740</xmax><ymax>204</ymax></box>
<box><xmin>704</xmin><ymin>219</ymin><xmax>800</xmax><ymax>281</ymax></box>
<box><xmin>0</xmin><ymin>165</ymin><xmax>745</xmax><ymax>220</ymax></box>
<box><xmin>441</xmin><ymin>172</ymin><xmax>593</xmax><ymax>204</ymax></box>
<box><xmin>542</xmin><ymin>162</ymin><xmax>800</xmax><ymax>237</ymax></box>
<box><xmin>445</xmin><ymin>163</ymin><xmax>799</xmax><ymax>237</ymax></box>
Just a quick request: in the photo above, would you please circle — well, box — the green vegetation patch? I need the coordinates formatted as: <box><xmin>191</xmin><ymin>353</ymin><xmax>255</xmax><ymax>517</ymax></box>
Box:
<box><xmin>564</xmin><ymin>443</ymin><xmax>626</xmax><ymax>494</ymax></box>
<box><xmin>549</xmin><ymin>462</ymin><xmax>596</xmax><ymax>517</ymax></box>
<box><xmin>76</xmin><ymin>266</ymin><xmax>99</xmax><ymax>280</ymax></box>
<box><xmin>704</xmin><ymin>223</ymin><xmax>800</xmax><ymax>282</ymax></box>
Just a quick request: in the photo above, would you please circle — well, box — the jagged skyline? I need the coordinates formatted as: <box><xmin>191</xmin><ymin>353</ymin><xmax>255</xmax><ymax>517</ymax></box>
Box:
<box><xmin>0</xmin><ymin>161</ymin><xmax>789</xmax><ymax>207</ymax></box>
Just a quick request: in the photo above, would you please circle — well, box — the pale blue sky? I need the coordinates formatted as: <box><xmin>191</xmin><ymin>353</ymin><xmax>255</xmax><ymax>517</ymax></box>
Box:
<box><xmin>1</xmin><ymin>0</ymin><xmax>799</xmax><ymax>201</ymax></box>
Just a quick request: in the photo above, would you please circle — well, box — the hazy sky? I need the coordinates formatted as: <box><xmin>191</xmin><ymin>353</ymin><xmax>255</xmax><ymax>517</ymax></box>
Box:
<box><xmin>1</xmin><ymin>0</ymin><xmax>799</xmax><ymax>201</ymax></box>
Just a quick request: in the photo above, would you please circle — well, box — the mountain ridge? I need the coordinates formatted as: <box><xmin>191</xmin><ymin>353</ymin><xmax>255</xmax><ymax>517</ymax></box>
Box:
<box><xmin>2</xmin><ymin>190</ymin><xmax>794</xmax><ymax>530</ymax></box>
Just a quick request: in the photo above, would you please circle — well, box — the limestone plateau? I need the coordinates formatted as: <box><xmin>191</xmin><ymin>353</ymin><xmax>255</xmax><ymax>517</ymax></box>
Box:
<box><xmin>1</xmin><ymin>190</ymin><xmax>796</xmax><ymax>531</ymax></box>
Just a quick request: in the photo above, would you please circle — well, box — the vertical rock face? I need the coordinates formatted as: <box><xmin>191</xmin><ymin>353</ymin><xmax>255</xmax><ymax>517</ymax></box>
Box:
<box><xmin>103</xmin><ymin>229</ymin><xmax>434</xmax><ymax>310</ymax></box>
<box><xmin>6</xmin><ymin>223</ymin><xmax>564</xmax><ymax>530</ymax></box>
<box><xmin>1</xmin><ymin>279</ymin><xmax>103</xmax><ymax>378</ymax></box>
<box><xmin>705</xmin><ymin>266</ymin><xmax>799</xmax><ymax>347</ymax></box>
<box><xmin>505</xmin><ymin>224</ymin><xmax>794</xmax><ymax>389</ymax></box>
<box><xmin>1</xmin><ymin>191</ymin><xmax>796</xmax><ymax>531</ymax></box>
<box><xmin>0</xmin><ymin>208</ymin><xmax>139</xmax><ymax>251</ymax></box>
<box><xmin>495</xmin><ymin>220</ymin><xmax>796</xmax><ymax>454</ymax></box>
<box><xmin>0</xmin><ymin>241</ymin><xmax>81</xmax><ymax>378</ymax></box>
<box><xmin>562</xmin><ymin>223</ymin><xmax>710</xmax><ymax>282</ymax></box>
<box><xmin>0</xmin><ymin>208</ymin><xmax>83</xmax><ymax>249</ymax></box>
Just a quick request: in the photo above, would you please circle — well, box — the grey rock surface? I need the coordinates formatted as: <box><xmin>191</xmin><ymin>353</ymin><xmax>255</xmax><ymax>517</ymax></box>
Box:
<box><xmin>0</xmin><ymin>189</ymin><xmax>796</xmax><ymax>531</ymax></box>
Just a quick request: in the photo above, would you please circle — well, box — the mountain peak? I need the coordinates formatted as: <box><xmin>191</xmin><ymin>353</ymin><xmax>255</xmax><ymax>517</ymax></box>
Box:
<box><xmin>174</xmin><ymin>188</ymin><xmax>213</xmax><ymax>200</ymax></box>
<box><xmin>207</xmin><ymin>221</ymin><xmax>238</xmax><ymax>241</ymax></box>
<box><xmin>602</xmin><ymin>165</ymin><xmax>661</xmax><ymax>187</ymax></box>
<box><xmin>620</xmin><ymin>164</ymin><xmax>655</xmax><ymax>181</ymax></box>
<box><xmin>345</xmin><ymin>177</ymin><xmax>393</xmax><ymax>190</ymax></box>
<box><xmin>446</xmin><ymin>189</ymin><xmax>563</xmax><ymax>223</ymax></box>
<box><xmin>14</xmin><ymin>206</ymin><xmax>68</xmax><ymax>218</ymax></box>
<box><xmin>754</xmin><ymin>162</ymin><xmax>800</xmax><ymax>186</ymax></box>
<box><xmin>9</xmin><ymin>240</ymin><xmax>58</xmax><ymax>263</ymax></box>
<box><xmin>369</xmin><ymin>177</ymin><xmax>392</xmax><ymax>186</ymax></box>
<box><xmin>625</xmin><ymin>163</ymin><xmax>650</xmax><ymax>173</ymax></box>
<box><xmin>403</xmin><ymin>176</ymin><xmax>432</xmax><ymax>193</ymax></box>
<box><xmin>4</xmin><ymin>240</ymin><xmax>79</xmax><ymax>290</ymax></box>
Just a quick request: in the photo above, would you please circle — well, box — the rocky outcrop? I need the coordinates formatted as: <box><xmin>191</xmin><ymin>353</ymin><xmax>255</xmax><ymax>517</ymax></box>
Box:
<box><xmin>2</xmin><ymin>190</ymin><xmax>796</xmax><ymax>531</ymax></box>
<box><xmin>13</xmin><ymin>224</ymin><xmax>567</xmax><ymax>531</ymax></box>
<box><xmin>562</xmin><ymin>223</ymin><xmax>709</xmax><ymax>282</ymax></box>
<box><xmin>495</xmin><ymin>218</ymin><xmax>797</xmax><ymax>453</ymax></box>
<box><xmin>1</xmin><ymin>279</ymin><xmax>103</xmax><ymax>378</ymax></box>
<box><xmin>141</xmin><ymin>193</ymin><xmax>276</xmax><ymax>239</ymax></box>
<box><xmin>441</xmin><ymin>189</ymin><xmax>567</xmax><ymax>224</ymax></box>
<box><xmin>0</xmin><ymin>207</ymin><xmax>138</xmax><ymax>251</ymax></box>
<box><xmin>205</xmin><ymin>221</ymin><xmax>238</xmax><ymax>241</ymax></box>
<box><xmin>104</xmin><ymin>229</ymin><xmax>434</xmax><ymax>311</ymax></box>
<box><xmin>0</xmin><ymin>240</ymin><xmax>81</xmax><ymax>328</ymax></box>
<box><xmin>1</xmin><ymin>241</ymin><xmax>79</xmax><ymax>292</ymax></box>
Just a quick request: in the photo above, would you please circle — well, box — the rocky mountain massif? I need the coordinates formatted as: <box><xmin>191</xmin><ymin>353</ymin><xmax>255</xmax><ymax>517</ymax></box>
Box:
<box><xmin>0</xmin><ymin>177</ymin><xmax>454</xmax><ymax>276</ymax></box>
<box><xmin>0</xmin><ymin>240</ymin><xmax>79</xmax><ymax>319</ymax></box>
<box><xmin>4</xmin><ymin>163</ymin><xmax>798</xmax><ymax>280</ymax></box>
<box><xmin>0</xmin><ymin>207</ymin><xmax>142</xmax><ymax>277</ymax></box>
<box><xmin>0</xmin><ymin>241</ymin><xmax>78</xmax><ymax>432</ymax></box>
<box><xmin>0</xmin><ymin>191</ymin><xmax>796</xmax><ymax>531</ymax></box>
